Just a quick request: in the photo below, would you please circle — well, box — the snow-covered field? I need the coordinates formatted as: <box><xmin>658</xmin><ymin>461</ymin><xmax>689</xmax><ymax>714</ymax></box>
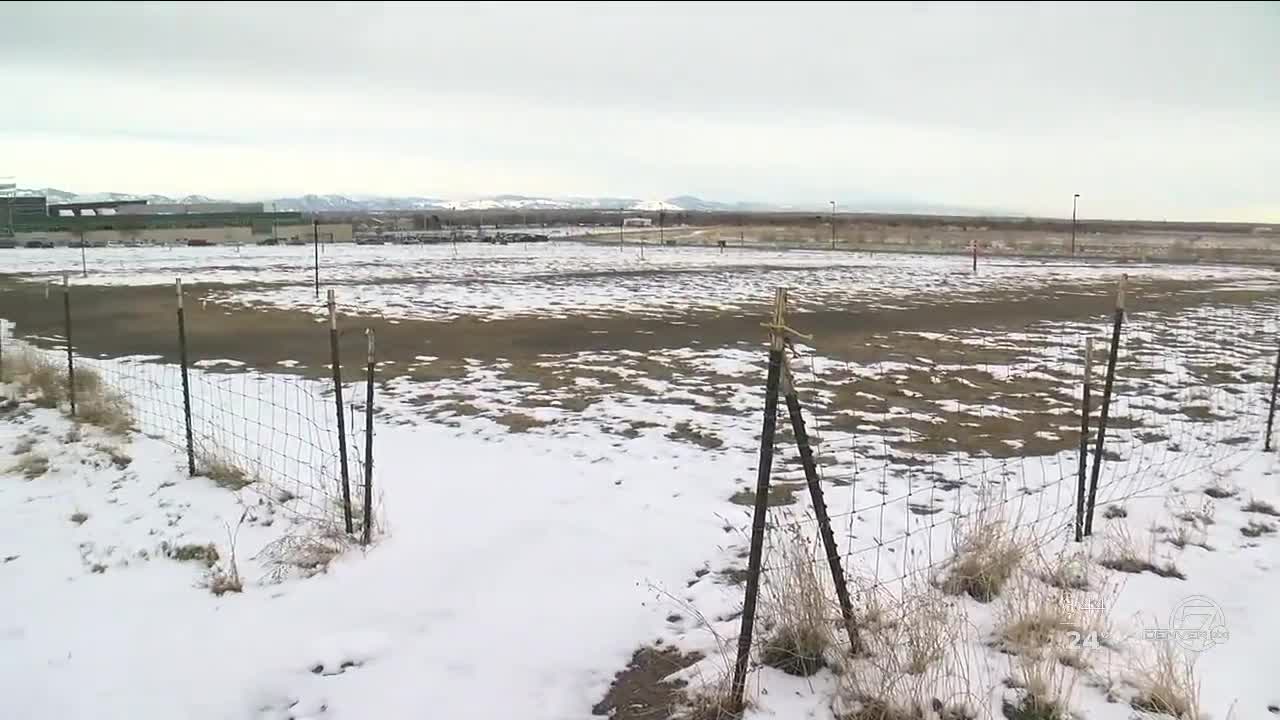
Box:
<box><xmin>3</xmin><ymin>243</ymin><xmax>1274</xmax><ymax>321</ymax></box>
<box><xmin>2</xmin><ymin>245</ymin><xmax>1279</xmax><ymax>720</ymax></box>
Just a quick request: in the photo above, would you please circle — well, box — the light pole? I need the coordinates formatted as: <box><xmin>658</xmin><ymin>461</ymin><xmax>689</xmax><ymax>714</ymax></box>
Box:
<box><xmin>829</xmin><ymin>201</ymin><xmax>836</xmax><ymax>250</ymax></box>
<box><xmin>1071</xmin><ymin>193</ymin><xmax>1080</xmax><ymax>256</ymax></box>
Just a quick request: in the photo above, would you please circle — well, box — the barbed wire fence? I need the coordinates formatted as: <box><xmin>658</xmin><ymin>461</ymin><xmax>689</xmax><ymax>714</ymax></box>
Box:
<box><xmin>0</xmin><ymin>276</ymin><xmax>381</xmax><ymax>549</ymax></box>
<box><xmin>727</xmin><ymin>282</ymin><xmax>1280</xmax><ymax>712</ymax></box>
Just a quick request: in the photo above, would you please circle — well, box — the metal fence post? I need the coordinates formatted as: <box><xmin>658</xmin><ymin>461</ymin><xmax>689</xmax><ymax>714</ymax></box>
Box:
<box><xmin>730</xmin><ymin>288</ymin><xmax>787</xmax><ymax>711</ymax></box>
<box><xmin>1075</xmin><ymin>337</ymin><xmax>1093</xmax><ymax>541</ymax></box>
<box><xmin>313</xmin><ymin>219</ymin><xmax>320</xmax><ymax>300</ymax></box>
<box><xmin>63</xmin><ymin>273</ymin><xmax>76</xmax><ymax>416</ymax></box>
<box><xmin>1085</xmin><ymin>275</ymin><xmax>1126</xmax><ymax>537</ymax></box>
<box><xmin>362</xmin><ymin>328</ymin><xmax>376</xmax><ymax>546</ymax></box>
<box><xmin>177</xmin><ymin>279</ymin><xmax>196</xmax><ymax>476</ymax></box>
<box><xmin>1266</xmin><ymin>336</ymin><xmax>1280</xmax><ymax>451</ymax></box>
<box><xmin>329</xmin><ymin>290</ymin><xmax>354</xmax><ymax>534</ymax></box>
<box><xmin>780</xmin><ymin>355</ymin><xmax>863</xmax><ymax>654</ymax></box>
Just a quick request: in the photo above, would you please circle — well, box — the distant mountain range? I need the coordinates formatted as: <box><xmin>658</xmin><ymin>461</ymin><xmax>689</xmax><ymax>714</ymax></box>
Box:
<box><xmin>13</xmin><ymin>187</ymin><xmax>993</xmax><ymax>216</ymax></box>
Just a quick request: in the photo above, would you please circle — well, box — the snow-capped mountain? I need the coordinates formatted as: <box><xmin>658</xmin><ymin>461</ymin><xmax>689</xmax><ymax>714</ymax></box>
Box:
<box><xmin>11</xmin><ymin>188</ymin><xmax>996</xmax><ymax>216</ymax></box>
<box><xmin>15</xmin><ymin>188</ymin><xmax>704</xmax><ymax>213</ymax></box>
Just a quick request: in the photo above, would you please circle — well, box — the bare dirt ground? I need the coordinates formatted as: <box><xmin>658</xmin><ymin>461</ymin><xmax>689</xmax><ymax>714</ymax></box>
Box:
<box><xmin>0</xmin><ymin>274</ymin><xmax>1265</xmax><ymax>377</ymax></box>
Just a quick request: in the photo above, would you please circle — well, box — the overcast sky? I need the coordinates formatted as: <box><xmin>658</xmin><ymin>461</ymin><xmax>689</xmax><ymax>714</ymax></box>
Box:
<box><xmin>2</xmin><ymin>2</ymin><xmax>1277</xmax><ymax>220</ymax></box>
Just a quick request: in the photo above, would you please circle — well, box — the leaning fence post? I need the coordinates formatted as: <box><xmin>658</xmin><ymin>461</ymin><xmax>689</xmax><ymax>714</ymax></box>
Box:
<box><xmin>1085</xmin><ymin>275</ymin><xmax>1126</xmax><ymax>537</ymax></box>
<box><xmin>177</xmin><ymin>279</ymin><xmax>196</xmax><ymax>476</ymax></box>
<box><xmin>1265</xmin><ymin>335</ymin><xmax>1280</xmax><ymax>451</ymax></box>
<box><xmin>730</xmin><ymin>287</ymin><xmax>787</xmax><ymax>711</ymax></box>
<box><xmin>362</xmin><ymin>328</ymin><xmax>375</xmax><ymax>546</ymax></box>
<box><xmin>328</xmin><ymin>290</ymin><xmax>354</xmax><ymax>534</ymax></box>
<box><xmin>1075</xmin><ymin>337</ymin><xmax>1093</xmax><ymax>542</ymax></box>
<box><xmin>63</xmin><ymin>273</ymin><xmax>76</xmax><ymax>416</ymax></box>
<box><xmin>780</xmin><ymin>354</ymin><xmax>863</xmax><ymax>654</ymax></box>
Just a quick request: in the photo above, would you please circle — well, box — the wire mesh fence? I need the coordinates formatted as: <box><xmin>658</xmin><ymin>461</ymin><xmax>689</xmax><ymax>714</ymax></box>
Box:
<box><xmin>0</xmin><ymin>301</ymin><xmax>377</xmax><ymax>540</ymax></box>
<box><xmin>729</xmin><ymin>284</ymin><xmax>1279</xmax><ymax>707</ymax></box>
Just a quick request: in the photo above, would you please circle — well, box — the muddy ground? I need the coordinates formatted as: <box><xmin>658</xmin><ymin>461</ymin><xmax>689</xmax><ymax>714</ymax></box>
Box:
<box><xmin>0</xmin><ymin>274</ymin><xmax>1267</xmax><ymax>378</ymax></box>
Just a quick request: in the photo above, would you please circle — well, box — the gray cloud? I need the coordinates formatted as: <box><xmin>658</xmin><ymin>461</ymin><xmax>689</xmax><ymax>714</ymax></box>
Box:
<box><xmin>2</xmin><ymin>1</ymin><xmax>1277</xmax><ymax>219</ymax></box>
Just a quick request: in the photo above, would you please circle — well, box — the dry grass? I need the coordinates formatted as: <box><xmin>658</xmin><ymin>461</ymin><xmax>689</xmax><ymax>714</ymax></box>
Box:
<box><xmin>1129</xmin><ymin>640</ymin><xmax>1200</xmax><ymax>719</ymax></box>
<box><xmin>1240</xmin><ymin>520</ymin><xmax>1276</xmax><ymax>538</ymax></box>
<box><xmin>1242</xmin><ymin>498</ymin><xmax>1280</xmax><ymax>517</ymax></box>
<box><xmin>21</xmin><ymin>351</ymin><xmax>69</xmax><ymax>408</ymax></box>
<box><xmin>1004</xmin><ymin>653</ymin><xmax>1076</xmax><ymax>720</ymax></box>
<box><xmin>256</xmin><ymin>530</ymin><xmax>348</xmax><ymax>582</ymax></box>
<box><xmin>682</xmin><ymin>672</ymin><xmax>743</xmax><ymax>720</ymax></box>
<box><xmin>93</xmin><ymin>442</ymin><xmax>132</xmax><ymax>469</ymax></box>
<box><xmin>992</xmin><ymin>564</ymin><xmax>1115</xmax><ymax>675</ymax></box>
<box><xmin>203</xmin><ymin>510</ymin><xmax>246</xmax><ymax>596</ymax></box>
<box><xmin>0</xmin><ymin>349</ymin><xmax>134</xmax><ymax>433</ymax></box>
<box><xmin>1102</xmin><ymin>504</ymin><xmax>1128</xmax><ymax>520</ymax></box>
<box><xmin>167</xmin><ymin>542</ymin><xmax>220</xmax><ymax>568</ymax></box>
<box><xmin>11</xmin><ymin>436</ymin><xmax>36</xmax><ymax>456</ymax></box>
<box><xmin>1036</xmin><ymin>549</ymin><xmax>1091</xmax><ymax>592</ymax></box>
<box><xmin>205</xmin><ymin>563</ymin><xmax>243</xmax><ymax>596</ymax></box>
<box><xmin>758</xmin><ymin>523</ymin><xmax>837</xmax><ymax>676</ymax></box>
<box><xmin>836</xmin><ymin>580</ymin><xmax>979</xmax><ymax>720</ymax></box>
<box><xmin>1099</xmin><ymin>523</ymin><xmax>1184</xmax><ymax>580</ymax></box>
<box><xmin>940</xmin><ymin>500</ymin><xmax>1026</xmax><ymax>602</ymax></box>
<box><xmin>10</xmin><ymin>451</ymin><xmax>50</xmax><ymax>479</ymax></box>
<box><xmin>76</xmin><ymin>375</ymin><xmax>134</xmax><ymax>435</ymax></box>
<box><xmin>196</xmin><ymin>443</ymin><xmax>259</xmax><ymax>491</ymax></box>
<box><xmin>992</xmin><ymin>574</ymin><xmax>1077</xmax><ymax>657</ymax></box>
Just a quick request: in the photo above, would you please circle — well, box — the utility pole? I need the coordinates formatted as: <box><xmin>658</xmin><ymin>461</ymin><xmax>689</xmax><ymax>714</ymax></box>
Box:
<box><xmin>830</xmin><ymin>200</ymin><xmax>836</xmax><ymax>250</ymax></box>
<box><xmin>1071</xmin><ymin>193</ymin><xmax>1080</xmax><ymax>256</ymax></box>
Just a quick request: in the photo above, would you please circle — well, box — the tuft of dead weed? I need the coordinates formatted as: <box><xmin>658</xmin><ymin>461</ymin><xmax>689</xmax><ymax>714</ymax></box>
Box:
<box><xmin>940</xmin><ymin>503</ymin><xmax>1026</xmax><ymax>602</ymax></box>
<box><xmin>256</xmin><ymin>529</ymin><xmax>349</xmax><ymax>582</ymax></box>
<box><xmin>196</xmin><ymin>444</ymin><xmax>259</xmax><ymax>491</ymax></box>
<box><xmin>166</xmin><ymin>542</ymin><xmax>220</xmax><ymax>568</ymax></box>
<box><xmin>76</xmin><ymin>380</ymin><xmax>134</xmax><ymax>435</ymax></box>
<box><xmin>1129</xmin><ymin>640</ymin><xmax>1200</xmax><ymax>719</ymax></box>
<box><xmin>10</xmin><ymin>452</ymin><xmax>50</xmax><ymax>480</ymax></box>
<box><xmin>836</xmin><ymin>580</ymin><xmax>976</xmax><ymax>720</ymax></box>
<box><xmin>1242</xmin><ymin>498</ymin><xmax>1280</xmax><ymax>517</ymax></box>
<box><xmin>1</xmin><ymin>350</ymin><xmax>134</xmax><ymax>433</ymax></box>
<box><xmin>758</xmin><ymin>522</ymin><xmax>839</xmax><ymax>676</ymax></box>
<box><xmin>1099</xmin><ymin>524</ymin><xmax>1185</xmax><ymax>579</ymax></box>
<box><xmin>1240</xmin><ymin>520</ymin><xmax>1276</xmax><ymax>538</ymax></box>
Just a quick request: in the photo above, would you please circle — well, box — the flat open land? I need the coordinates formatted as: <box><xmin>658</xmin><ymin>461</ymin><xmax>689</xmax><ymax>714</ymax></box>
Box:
<box><xmin>2</xmin><ymin>240</ymin><xmax>1279</xmax><ymax>719</ymax></box>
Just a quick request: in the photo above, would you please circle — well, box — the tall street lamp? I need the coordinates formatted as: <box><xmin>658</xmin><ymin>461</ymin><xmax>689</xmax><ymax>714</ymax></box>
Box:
<box><xmin>1071</xmin><ymin>193</ymin><xmax>1080</xmax><ymax>256</ymax></box>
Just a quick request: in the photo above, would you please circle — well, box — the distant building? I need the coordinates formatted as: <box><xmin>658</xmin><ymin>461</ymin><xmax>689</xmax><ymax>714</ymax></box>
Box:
<box><xmin>4</xmin><ymin>195</ymin><xmax>353</xmax><ymax>246</ymax></box>
<box><xmin>622</xmin><ymin>217</ymin><xmax>653</xmax><ymax>227</ymax></box>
